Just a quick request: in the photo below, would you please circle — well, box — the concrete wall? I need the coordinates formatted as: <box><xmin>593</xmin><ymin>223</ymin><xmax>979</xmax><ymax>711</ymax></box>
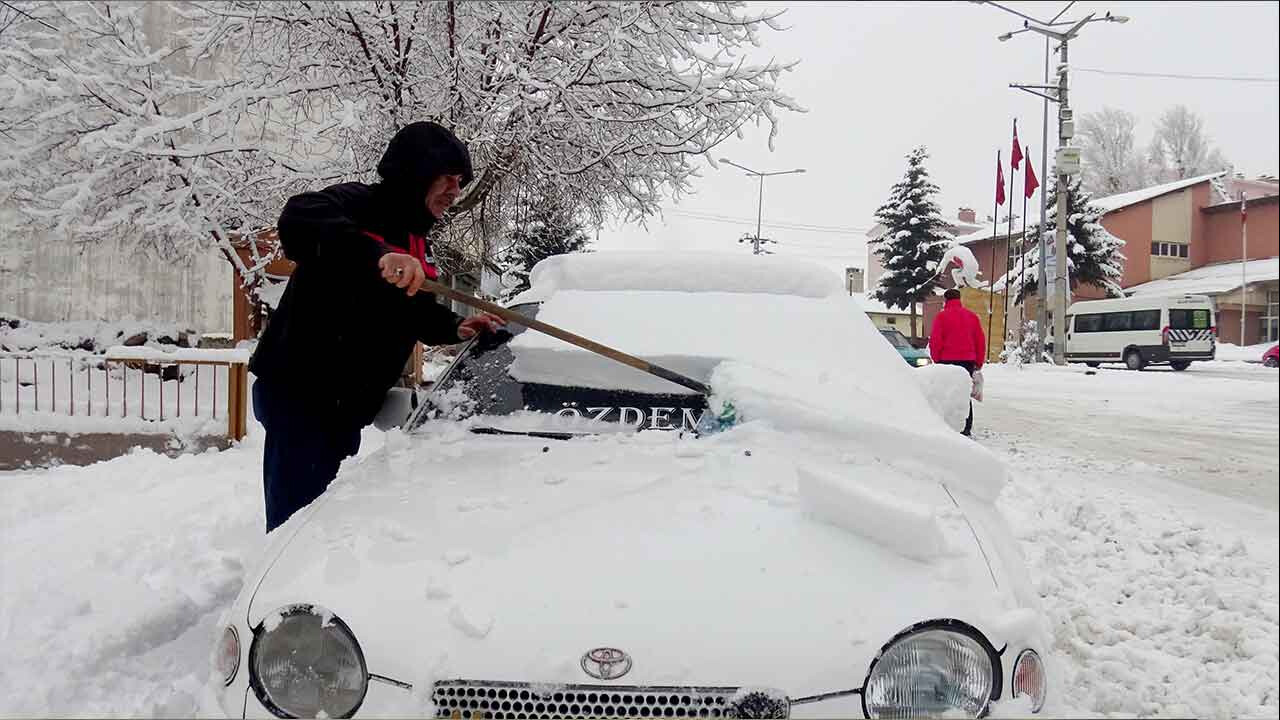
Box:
<box><xmin>1149</xmin><ymin>189</ymin><xmax>1193</xmax><ymax>280</ymax></box>
<box><xmin>1</xmin><ymin>226</ymin><xmax>233</xmax><ymax>331</ymax></box>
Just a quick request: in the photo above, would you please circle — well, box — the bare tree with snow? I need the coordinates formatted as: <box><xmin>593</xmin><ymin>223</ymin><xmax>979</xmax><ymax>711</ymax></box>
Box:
<box><xmin>2</xmin><ymin>1</ymin><xmax>801</xmax><ymax>289</ymax></box>
<box><xmin>1077</xmin><ymin>107</ymin><xmax>1148</xmax><ymax>196</ymax></box>
<box><xmin>1148</xmin><ymin>105</ymin><xmax>1231</xmax><ymax>183</ymax></box>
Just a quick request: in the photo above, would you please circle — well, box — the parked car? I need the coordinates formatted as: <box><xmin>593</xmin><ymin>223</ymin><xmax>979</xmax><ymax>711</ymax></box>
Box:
<box><xmin>878</xmin><ymin>327</ymin><xmax>932</xmax><ymax>367</ymax></box>
<box><xmin>1264</xmin><ymin>344</ymin><xmax>1279</xmax><ymax>368</ymax></box>
<box><xmin>1065</xmin><ymin>294</ymin><xmax>1216</xmax><ymax>371</ymax></box>
<box><xmin>204</xmin><ymin>253</ymin><xmax>1048</xmax><ymax>720</ymax></box>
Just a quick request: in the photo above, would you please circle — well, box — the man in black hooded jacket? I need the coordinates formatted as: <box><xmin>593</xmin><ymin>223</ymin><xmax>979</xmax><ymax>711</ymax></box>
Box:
<box><xmin>250</xmin><ymin>122</ymin><xmax>503</xmax><ymax>532</ymax></box>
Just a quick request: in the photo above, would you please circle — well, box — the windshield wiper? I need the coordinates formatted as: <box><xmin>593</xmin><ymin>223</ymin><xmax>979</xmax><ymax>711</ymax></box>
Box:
<box><xmin>468</xmin><ymin>427</ymin><xmax>582</xmax><ymax>441</ymax></box>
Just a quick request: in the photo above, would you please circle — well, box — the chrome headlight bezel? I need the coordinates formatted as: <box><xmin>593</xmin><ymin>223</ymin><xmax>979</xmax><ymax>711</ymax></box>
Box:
<box><xmin>1011</xmin><ymin>648</ymin><xmax>1047</xmax><ymax>713</ymax></box>
<box><xmin>248</xmin><ymin>603</ymin><xmax>370</xmax><ymax>719</ymax></box>
<box><xmin>214</xmin><ymin>624</ymin><xmax>240</xmax><ymax>686</ymax></box>
<box><xmin>860</xmin><ymin>618</ymin><xmax>1003</xmax><ymax>719</ymax></box>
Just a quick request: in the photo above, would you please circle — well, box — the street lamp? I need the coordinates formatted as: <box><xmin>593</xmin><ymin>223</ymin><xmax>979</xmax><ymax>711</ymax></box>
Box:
<box><xmin>984</xmin><ymin>4</ymin><xmax>1130</xmax><ymax>365</ymax></box>
<box><xmin>720</xmin><ymin>158</ymin><xmax>807</xmax><ymax>255</ymax></box>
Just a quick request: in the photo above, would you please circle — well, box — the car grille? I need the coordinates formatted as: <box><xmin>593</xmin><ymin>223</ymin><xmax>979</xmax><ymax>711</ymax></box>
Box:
<box><xmin>432</xmin><ymin>680</ymin><xmax>787</xmax><ymax>719</ymax></box>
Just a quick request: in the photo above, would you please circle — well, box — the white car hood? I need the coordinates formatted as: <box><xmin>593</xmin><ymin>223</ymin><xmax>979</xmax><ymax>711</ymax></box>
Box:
<box><xmin>247</xmin><ymin>423</ymin><xmax>1026</xmax><ymax>701</ymax></box>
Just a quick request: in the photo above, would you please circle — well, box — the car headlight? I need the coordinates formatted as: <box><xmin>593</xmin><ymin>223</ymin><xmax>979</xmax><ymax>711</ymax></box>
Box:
<box><xmin>1012</xmin><ymin>649</ymin><xmax>1046</xmax><ymax>712</ymax></box>
<box><xmin>249</xmin><ymin>604</ymin><xmax>369</xmax><ymax>719</ymax></box>
<box><xmin>213</xmin><ymin>625</ymin><xmax>240</xmax><ymax>686</ymax></box>
<box><xmin>914</xmin><ymin>357</ymin><xmax>931</xmax><ymax>367</ymax></box>
<box><xmin>862</xmin><ymin>620</ymin><xmax>1000</xmax><ymax>719</ymax></box>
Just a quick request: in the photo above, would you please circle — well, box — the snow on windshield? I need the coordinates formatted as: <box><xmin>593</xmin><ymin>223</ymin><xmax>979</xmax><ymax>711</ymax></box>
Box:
<box><xmin>507</xmin><ymin>282</ymin><xmax>1007</xmax><ymax>502</ymax></box>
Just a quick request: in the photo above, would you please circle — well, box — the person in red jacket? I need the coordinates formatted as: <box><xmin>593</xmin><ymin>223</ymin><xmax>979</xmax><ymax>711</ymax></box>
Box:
<box><xmin>929</xmin><ymin>287</ymin><xmax>987</xmax><ymax>436</ymax></box>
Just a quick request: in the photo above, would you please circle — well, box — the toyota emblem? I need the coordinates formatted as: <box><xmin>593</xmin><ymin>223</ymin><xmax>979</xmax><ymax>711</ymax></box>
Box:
<box><xmin>580</xmin><ymin>647</ymin><xmax>633</xmax><ymax>680</ymax></box>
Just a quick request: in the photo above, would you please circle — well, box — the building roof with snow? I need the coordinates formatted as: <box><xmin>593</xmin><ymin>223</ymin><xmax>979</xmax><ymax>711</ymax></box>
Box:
<box><xmin>1091</xmin><ymin>171</ymin><xmax>1228</xmax><ymax>214</ymax></box>
<box><xmin>1125</xmin><ymin>257</ymin><xmax>1280</xmax><ymax>297</ymax></box>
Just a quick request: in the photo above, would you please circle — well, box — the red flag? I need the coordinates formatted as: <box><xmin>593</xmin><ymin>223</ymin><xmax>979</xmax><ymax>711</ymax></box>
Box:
<box><xmin>1011</xmin><ymin>120</ymin><xmax>1023</xmax><ymax>170</ymax></box>
<box><xmin>1024</xmin><ymin>145</ymin><xmax>1039</xmax><ymax>199</ymax></box>
<box><xmin>996</xmin><ymin>152</ymin><xmax>1006</xmax><ymax>206</ymax></box>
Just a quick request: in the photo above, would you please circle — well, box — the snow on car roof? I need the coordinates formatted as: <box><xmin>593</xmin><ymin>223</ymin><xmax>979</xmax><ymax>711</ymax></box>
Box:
<box><xmin>509</xmin><ymin>251</ymin><xmax>845</xmax><ymax>304</ymax></box>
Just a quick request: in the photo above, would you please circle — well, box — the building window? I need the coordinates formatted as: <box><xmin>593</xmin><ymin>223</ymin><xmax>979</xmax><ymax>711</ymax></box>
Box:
<box><xmin>1151</xmin><ymin>242</ymin><xmax>1189</xmax><ymax>258</ymax></box>
<box><xmin>1263</xmin><ymin>290</ymin><xmax>1279</xmax><ymax>343</ymax></box>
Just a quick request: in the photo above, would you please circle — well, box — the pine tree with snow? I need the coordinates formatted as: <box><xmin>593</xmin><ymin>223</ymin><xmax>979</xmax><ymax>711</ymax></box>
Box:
<box><xmin>1002</xmin><ymin>173</ymin><xmax>1126</xmax><ymax>304</ymax></box>
<box><xmin>496</xmin><ymin>193</ymin><xmax>592</xmax><ymax>300</ymax></box>
<box><xmin>871</xmin><ymin>146</ymin><xmax>953</xmax><ymax>340</ymax></box>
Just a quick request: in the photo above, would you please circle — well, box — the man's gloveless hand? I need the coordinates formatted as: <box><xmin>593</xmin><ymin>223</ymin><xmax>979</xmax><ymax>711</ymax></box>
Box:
<box><xmin>378</xmin><ymin>253</ymin><xmax>427</xmax><ymax>296</ymax></box>
<box><xmin>457</xmin><ymin>313</ymin><xmax>506</xmax><ymax>340</ymax></box>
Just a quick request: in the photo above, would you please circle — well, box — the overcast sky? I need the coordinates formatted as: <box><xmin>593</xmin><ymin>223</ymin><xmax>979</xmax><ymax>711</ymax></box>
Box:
<box><xmin>596</xmin><ymin>1</ymin><xmax>1280</xmax><ymax>275</ymax></box>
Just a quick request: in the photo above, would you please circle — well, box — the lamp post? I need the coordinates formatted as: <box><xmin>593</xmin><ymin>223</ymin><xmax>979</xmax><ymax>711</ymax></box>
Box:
<box><xmin>721</xmin><ymin>158</ymin><xmax>806</xmax><ymax>255</ymax></box>
<box><xmin>988</xmin><ymin>5</ymin><xmax>1129</xmax><ymax>363</ymax></box>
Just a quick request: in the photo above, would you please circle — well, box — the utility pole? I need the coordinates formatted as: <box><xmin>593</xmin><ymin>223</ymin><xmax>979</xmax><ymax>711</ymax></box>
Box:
<box><xmin>721</xmin><ymin>158</ymin><xmax>806</xmax><ymax>255</ymax></box>
<box><xmin>1053</xmin><ymin>37</ymin><xmax>1070</xmax><ymax>365</ymax></box>
<box><xmin>988</xmin><ymin>3</ymin><xmax>1130</xmax><ymax>364</ymax></box>
<box><xmin>1037</xmin><ymin>36</ymin><xmax>1050</xmax><ymax>362</ymax></box>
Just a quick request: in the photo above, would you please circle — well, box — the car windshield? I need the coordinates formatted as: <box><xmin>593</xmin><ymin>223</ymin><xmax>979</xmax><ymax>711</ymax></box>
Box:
<box><xmin>880</xmin><ymin>329</ymin><xmax>912</xmax><ymax>349</ymax></box>
<box><xmin>409</xmin><ymin>303</ymin><xmax>709</xmax><ymax>433</ymax></box>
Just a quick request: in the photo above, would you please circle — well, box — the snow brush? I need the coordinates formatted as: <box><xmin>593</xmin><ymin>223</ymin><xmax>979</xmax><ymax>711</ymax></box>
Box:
<box><xmin>416</xmin><ymin>275</ymin><xmax>728</xmax><ymax>394</ymax></box>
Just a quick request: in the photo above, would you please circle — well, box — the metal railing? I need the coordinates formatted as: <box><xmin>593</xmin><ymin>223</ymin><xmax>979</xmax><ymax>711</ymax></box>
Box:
<box><xmin>0</xmin><ymin>352</ymin><xmax>249</xmax><ymax>441</ymax></box>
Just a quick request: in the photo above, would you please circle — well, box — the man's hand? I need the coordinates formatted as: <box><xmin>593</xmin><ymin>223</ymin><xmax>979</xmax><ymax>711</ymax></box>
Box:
<box><xmin>379</xmin><ymin>253</ymin><xmax>426</xmax><ymax>296</ymax></box>
<box><xmin>457</xmin><ymin>313</ymin><xmax>506</xmax><ymax>340</ymax></box>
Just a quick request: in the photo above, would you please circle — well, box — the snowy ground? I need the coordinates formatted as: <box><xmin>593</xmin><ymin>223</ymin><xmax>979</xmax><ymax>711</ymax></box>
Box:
<box><xmin>1</xmin><ymin>363</ymin><xmax>1277</xmax><ymax>717</ymax></box>
<box><xmin>983</xmin><ymin>361</ymin><xmax>1278</xmax><ymax>718</ymax></box>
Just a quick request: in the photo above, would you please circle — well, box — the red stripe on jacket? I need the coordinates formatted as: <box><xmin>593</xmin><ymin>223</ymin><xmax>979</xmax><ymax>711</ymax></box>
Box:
<box><xmin>362</xmin><ymin>230</ymin><xmax>439</xmax><ymax>280</ymax></box>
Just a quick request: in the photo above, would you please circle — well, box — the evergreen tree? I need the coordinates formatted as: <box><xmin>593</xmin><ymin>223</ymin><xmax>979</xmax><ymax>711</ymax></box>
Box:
<box><xmin>871</xmin><ymin>146</ymin><xmax>953</xmax><ymax>340</ymax></box>
<box><xmin>1002</xmin><ymin>173</ymin><xmax>1126</xmax><ymax>304</ymax></box>
<box><xmin>497</xmin><ymin>193</ymin><xmax>592</xmax><ymax>300</ymax></box>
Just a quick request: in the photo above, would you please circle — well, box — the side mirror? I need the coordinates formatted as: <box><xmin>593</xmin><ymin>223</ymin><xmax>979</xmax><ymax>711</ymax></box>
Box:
<box><xmin>372</xmin><ymin>387</ymin><xmax>419</xmax><ymax>431</ymax></box>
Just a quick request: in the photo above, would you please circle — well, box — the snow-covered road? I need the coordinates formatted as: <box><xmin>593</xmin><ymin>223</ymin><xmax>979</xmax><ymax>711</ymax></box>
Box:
<box><xmin>982</xmin><ymin>362</ymin><xmax>1279</xmax><ymax>717</ymax></box>
<box><xmin>0</xmin><ymin>363</ymin><xmax>1276</xmax><ymax>717</ymax></box>
<box><xmin>981</xmin><ymin>362</ymin><xmax>1279</xmax><ymax>512</ymax></box>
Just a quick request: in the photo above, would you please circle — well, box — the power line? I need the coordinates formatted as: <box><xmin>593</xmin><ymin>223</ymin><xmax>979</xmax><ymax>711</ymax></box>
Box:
<box><xmin>669</xmin><ymin>210</ymin><xmax>869</xmax><ymax>233</ymax></box>
<box><xmin>1074</xmin><ymin>67</ymin><xmax>1280</xmax><ymax>83</ymax></box>
<box><xmin>665</xmin><ymin>209</ymin><xmax>872</xmax><ymax>234</ymax></box>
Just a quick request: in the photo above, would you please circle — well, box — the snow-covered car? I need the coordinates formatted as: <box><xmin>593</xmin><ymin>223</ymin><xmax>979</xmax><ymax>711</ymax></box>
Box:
<box><xmin>1263</xmin><ymin>344</ymin><xmax>1279</xmax><ymax>368</ymax></box>
<box><xmin>204</xmin><ymin>252</ymin><xmax>1049</xmax><ymax>719</ymax></box>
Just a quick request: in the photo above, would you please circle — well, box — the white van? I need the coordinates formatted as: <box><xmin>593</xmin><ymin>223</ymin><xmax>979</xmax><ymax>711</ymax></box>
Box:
<box><xmin>1065</xmin><ymin>294</ymin><xmax>1216</xmax><ymax>370</ymax></box>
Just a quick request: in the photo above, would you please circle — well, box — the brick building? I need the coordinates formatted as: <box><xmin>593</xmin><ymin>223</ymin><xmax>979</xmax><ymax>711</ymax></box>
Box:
<box><xmin>903</xmin><ymin>173</ymin><xmax>1279</xmax><ymax>347</ymax></box>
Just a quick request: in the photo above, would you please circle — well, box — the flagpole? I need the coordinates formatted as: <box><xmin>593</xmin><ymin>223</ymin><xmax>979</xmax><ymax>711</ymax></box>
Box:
<box><xmin>1004</xmin><ymin>120</ymin><xmax>1018</xmax><ymax>357</ymax></box>
<box><xmin>1241</xmin><ymin>192</ymin><xmax>1248</xmax><ymax>344</ymax></box>
<box><xmin>1019</xmin><ymin>152</ymin><xmax>1031</xmax><ymax>351</ymax></box>
<box><xmin>988</xmin><ymin>150</ymin><xmax>1001</xmax><ymax>363</ymax></box>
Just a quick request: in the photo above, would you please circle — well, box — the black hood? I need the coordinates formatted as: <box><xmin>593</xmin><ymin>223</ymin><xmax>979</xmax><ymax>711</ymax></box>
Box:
<box><xmin>376</xmin><ymin>122</ymin><xmax>473</xmax><ymax>234</ymax></box>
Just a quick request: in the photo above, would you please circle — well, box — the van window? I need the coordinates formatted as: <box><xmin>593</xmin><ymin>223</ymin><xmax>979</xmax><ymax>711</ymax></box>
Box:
<box><xmin>1104</xmin><ymin>312</ymin><xmax>1133</xmax><ymax>332</ymax></box>
<box><xmin>1132</xmin><ymin>309</ymin><xmax>1161</xmax><ymax>331</ymax></box>
<box><xmin>1075</xmin><ymin>314</ymin><xmax>1104</xmax><ymax>333</ymax></box>
<box><xmin>1169</xmin><ymin>309</ymin><xmax>1210</xmax><ymax>330</ymax></box>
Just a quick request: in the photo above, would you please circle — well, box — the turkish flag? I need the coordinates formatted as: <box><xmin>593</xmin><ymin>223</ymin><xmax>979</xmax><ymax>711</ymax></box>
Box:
<box><xmin>1011</xmin><ymin>121</ymin><xmax>1023</xmax><ymax>170</ymax></box>
<box><xmin>996</xmin><ymin>152</ymin><xmax>1006</xmax><ymax>206</ymax></box>
<box><xmin>1024</xmin><ymin>146</ymin><xmax>1039</xmax><ymax>199</ymax></box>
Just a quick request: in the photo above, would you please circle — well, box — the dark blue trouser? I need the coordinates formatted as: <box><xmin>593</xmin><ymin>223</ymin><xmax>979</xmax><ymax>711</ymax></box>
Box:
<box><xmin>936</xmin><ymin>360</ymin><xmax>976</xmax><ymax>436</ymax></box>
<box><xmin>253</xmin><ymin>380</ymin><xmax>361</xmax><ymax>532</ymax></box>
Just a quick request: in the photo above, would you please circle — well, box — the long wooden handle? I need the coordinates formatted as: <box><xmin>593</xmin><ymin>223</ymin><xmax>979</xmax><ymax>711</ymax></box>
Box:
<box><xmin>420</xmin><ymin>277</ymin><xmax>711</xmax><ymax>396</ymax></box>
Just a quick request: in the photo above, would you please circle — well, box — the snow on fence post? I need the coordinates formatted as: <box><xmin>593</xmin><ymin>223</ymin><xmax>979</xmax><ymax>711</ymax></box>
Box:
<box><xmin>104</xmin><ymin>347</ymin><xmax>249</xmax><ymax>441</ymax></box>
